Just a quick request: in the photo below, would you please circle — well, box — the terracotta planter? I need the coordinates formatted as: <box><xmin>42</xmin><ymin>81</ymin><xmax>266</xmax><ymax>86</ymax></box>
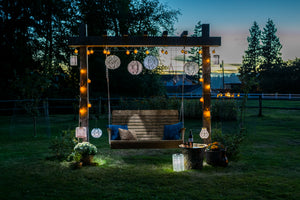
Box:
<box><xmin>80</xmin><ymin>155</ymin><xmax>94</xmax><ymax>166</ymax></box>
<box><xmin>205</xmin><ymin>150</ymin><xmax>228</xmax><ymax>167</ymax></box>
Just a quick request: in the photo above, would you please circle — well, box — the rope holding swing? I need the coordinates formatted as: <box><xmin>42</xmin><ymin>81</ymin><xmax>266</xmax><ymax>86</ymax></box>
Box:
<box><xmin>105</xmin><ymin>53</ymin><xmax>111</xmax><ymax>125</ymax></box>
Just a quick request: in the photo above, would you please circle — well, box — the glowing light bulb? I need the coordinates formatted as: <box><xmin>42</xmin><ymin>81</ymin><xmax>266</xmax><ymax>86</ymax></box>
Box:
<box><xmin>88</xmin><ymin>79</ymin><xmax>91</xmax><ymax>84</ymax></box>
<box><xmin>206</xmin><ymin>58</ymin><xmax>210</xmax><ymax>63</ymax></box>
<box><xmin>198</xmin><ymin>49</ymin><xmax>202</xmax><ymax>54</ymax></box>
<box><xmin>165</xmin><ymin>50</ymin><xmax>168</xmax><ymax>55</ymax></box>
<box><xmin>80</xmin><ymin>86</ymin><xmax>87</xmax><ymax>93</ymax></box>
<box><xmin>204</xmin><ymin>110</ymin><xmax>211</xmax><ymax>118</ymax></box>
<box><xmin>88</xmin><ymin>103</ymin><xmax>92</xmax><ymax>108</ymax></box>
<box><xmin>74</xmin><ymin>49</ymin><xmax>78</xmax><ymax>54</ymax></box>
<box><xmin>87</xmin><ymin>50</ymin><xmax>90</xmax><ymax>55</ymax></box>
<box><xmin>199</xmin><ymin>78</ymin><xmax>203</xmax><ymax>82</ymax></box>
<box><xmin>107</xmin><ymin>50</ymin><xmax>110</xmax><ymax>55</ymax></box>
<box><xmin>79</xmin><ymin>107</ymin><xmax>87</xmax><ymax>116</ymax></box>
<box><xmin>205</xmin><ymin>84</ymin><xmax>210</xmax><ymax>90</ymax></box>
<box><xmin>80</xmin><ymin>69</ymin><xmax>87</xmax><ymax>74</ymax></box>
<box><xmin>161</xmin><ymin>49</ymin><xmax>165</xmax><ymax>54</ymax></box>
<box><xmin>184</xmin><ymin>50</ymin><xmax>187</xmax><ymax>54</ymax></box>
<box><xmin>126</xmin><ymin>50</ymin><xmax>130</xmax><ymax>55</ymax></box>
<box><xmin>103</xmin><ymin>49</ymin><xmax>107</xmax><ymax>54</ymax></box>
<box><xmin>212</xmin><ymin>49</ymin><xmax>216</xmax><ymax>54</ymax></box>
<box><xmin>200</xmin><ymin>97</ymin><xmax>204</xmax><ymax>103</ymax></box>
<box><xmin>181</xmin><ymin>49</ymin><xmax>184</xmax><ymax>53</ymax></box>
<box><xmin>134</xmin><ymin>49</ymin><xmax>138</xmax><ymax>54</ymax></box>
<box><xmin>90</xmin><ymin>49</ymin><xmax>94</xmax><ymax>54</ymax></box>
<box><xmin>145</xmin><ymin>50</ymin><xmax>149</xmax><ymax>55</ymax></box>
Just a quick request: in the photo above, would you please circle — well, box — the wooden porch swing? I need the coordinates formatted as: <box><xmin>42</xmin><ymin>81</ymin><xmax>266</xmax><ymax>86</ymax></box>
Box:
<box><xmin>68</xmin><ymin>24</ymin><xmax>221</xmax><ymax>148</ymax></box>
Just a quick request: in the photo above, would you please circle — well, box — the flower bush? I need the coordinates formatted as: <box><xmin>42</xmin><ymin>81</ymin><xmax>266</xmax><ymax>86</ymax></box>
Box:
<box><xmin>74</xmin><ymin>142</ymin><xmax>97</xmax><ymax>156</ymax></box>
<box><xmin>205</xmin><ymin>141</ymin><xmax>225</xmax><ymax>151</ymax></box>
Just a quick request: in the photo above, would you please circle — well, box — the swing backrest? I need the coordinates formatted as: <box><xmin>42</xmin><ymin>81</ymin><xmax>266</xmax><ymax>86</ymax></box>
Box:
<box><xmin>112</xmin><ymin>110</ymin><xmax>179</xmax><ymax>140</ymax></box>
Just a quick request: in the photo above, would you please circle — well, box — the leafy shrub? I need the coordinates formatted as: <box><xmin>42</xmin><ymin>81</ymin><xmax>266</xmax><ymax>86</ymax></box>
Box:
<box><xmin>74</xmin><ymin>142</ymin><xmax>97</xmax><ymax>156</ymax></box>
<box><xmin>212</xmin><ymin>128</ymin><xmax>244</xmax><ymax>161</ymax></box>
<box><xmin>212</xmin><ymin>99</ymin><xmax>238</xmax><ymax>121</ymax></box>
<box><xmin>48</xmin><ymin>130</ymin><xmax>77</xmax><ymax>160</ymax></box>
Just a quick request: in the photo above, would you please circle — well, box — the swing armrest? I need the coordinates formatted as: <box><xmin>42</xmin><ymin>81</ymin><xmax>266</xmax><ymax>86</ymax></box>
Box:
<box><xmin>107</xmin><ymin>128</ymin><xmax>112</xmax><ymax>144</ymax></box>
<box><xmin>180</xmin><ymin>128</ymin><xmax>186</xmax><ymax>141</ymax></box>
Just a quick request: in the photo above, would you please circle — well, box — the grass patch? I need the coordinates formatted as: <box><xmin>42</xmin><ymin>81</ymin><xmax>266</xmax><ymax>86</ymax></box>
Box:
<box><xmin>0</xmin><ymin>100</ymin><xmax>300</xmax><ymax>199</ymax></box>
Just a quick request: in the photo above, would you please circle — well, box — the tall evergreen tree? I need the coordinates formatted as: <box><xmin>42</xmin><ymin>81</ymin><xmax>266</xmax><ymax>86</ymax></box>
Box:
<box><xmin>239</xmin><ymin>21</ymin><xmax>261</xmax><ymax>92</ymax></box>
<box><xmin>239</xmin><ymin>21</ymin><xmax>261</xmax><ymax>80</ymax></box>
<box><xmin>260</xmin><ymin>18</ymin><xmax>282</xmax><ymax>70</ymax></box>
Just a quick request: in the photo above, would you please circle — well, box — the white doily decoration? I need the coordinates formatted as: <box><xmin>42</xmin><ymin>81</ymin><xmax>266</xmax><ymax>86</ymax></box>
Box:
<box><xmin>184</xmin><ymin>62</ymin><xmax>199</xmax><ymax>76</ymax></box>
<box><xmin>91</xmin><ymin>128</ymin><xmax>102</xmax><ymax>138</ymax></box>
<box><xmin>105</xmin><ymin>55</ymin><xmax>121</xmax><ymax>69</ymax></box>
<box><xmin>143</xmin><ymin>55</ymin><xmax>158</xmax><ymax>70</ymax></box>
<box><xmin>128</xmin><ymin>61</ymin><xmax>143</xmax><ymax>75</ymax></box>
<box><xmin>199</xmin><ymin>128</ymin><xmax>209</xmax><ymax>139</ymax></box>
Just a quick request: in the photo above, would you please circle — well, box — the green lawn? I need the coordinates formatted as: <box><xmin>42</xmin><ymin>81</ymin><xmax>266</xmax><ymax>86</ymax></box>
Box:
<box><xmin>0</xmin><ymin>100</ymin><xmax>300</xmax><ymax>199</ymax></box>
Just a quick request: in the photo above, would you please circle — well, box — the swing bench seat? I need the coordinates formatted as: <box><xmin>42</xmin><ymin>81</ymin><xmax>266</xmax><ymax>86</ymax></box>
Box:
<box><xmin>107</xmin><ymin>110</ymin><xmax>185</xmax><ymax>149</ymax></box>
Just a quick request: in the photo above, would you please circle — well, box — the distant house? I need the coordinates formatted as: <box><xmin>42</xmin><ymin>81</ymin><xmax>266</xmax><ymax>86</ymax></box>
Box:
<box><xmin>161</xmin><ymin>73</ymin><xmax>241</xmax><ymax>96</ymax></box>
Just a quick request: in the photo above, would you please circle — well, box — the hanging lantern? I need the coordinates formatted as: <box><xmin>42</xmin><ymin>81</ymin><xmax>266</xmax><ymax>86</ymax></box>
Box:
<box><xmin>165</xmin><ymin>50</ymin><xmax>168</xmax><ymax>55</ymax></box>
<box><xmin>198</xmin><ymin>49</ymin><xmax>202</xmax><ymax>54</ymax></box>
<box><xmin>128</xmin><ymin>61</ymin><xmax>143</xmax><ymax>75</ymax></box>
<box><xmin>143</xmin><ymin>55</ymin><xmax>158</xmax><ymax>70</ymax></box>
<box><xmin>91</xmin><ymin>128</ymin><xmax>102</xmax><ymax>138</ymax></box>
<box><xmin>74</xmin><ymin>49</ymin><xmax>78</xmax><ymax>54</ymax></box>
<box><xmin>181</xmin><ymin>49</ymin><xmax>184</xmax><ymax>54</ymax></box>
<box><xmin>88</xmin><ymin>79</ymin><xmax>91</xmax><ymax>84</ymax></box>
<box><xmin>199</xmin><ymin>127</ymin><xmax>209</xmax><ymax>139</ymax></box>
<box><xmin>200</xmin><ymin>97</ymin><xmax>204</xmax><ymax>103</ymax></box>
<box><xmin>212</xmin><ymin>49</ymin><xmax>216</xmax><ymax>54</ymax></box>
<box><xmin>105</xmin><ymin>55</ymin><xmax>121</xmax><ymax>69</ymax></box>
<box><xmin>126</xmin><ymin>50</ymin><xmax>130</xmax><ymax>55</ymax></box>
<box><xmin>145</xmin><ymin>50</ymin><xmax>150</xmax><ymax>55</ymax></box>
<box><xmin>184</xmin><ymin>62</ymin><xmax>198</xmax><ymax>76</ymax></box>
<box><xmin>70</xmin><ymin>56</ymin><xmax>77</xmax><ymax>66</ymax></box>
<box><xmin>107</xmin><ymin>49</ymin><xmax>111</xmax><ymax>55</ymax></box>
<box><xmin>76</xmin><ymin>127</ymin><xmax>87</xmax><ymax>138</ymax></box>
<box><xmin>161</xmin><ymin>49</ymin><xmax>165</xmax><ymax>54</ymax></box>
<box><xmin>88</xmin><ymin>103</ymin><xmax>92</xmax><ymax>108</ymax></box>
<box><xmin>80</xmin><ymin>86</ymin><xmax>87</xmax><ymax>93</ymax></box>
<box><xmin>134</xmin><ymin>49</ymin><xmax>138</xmax><ymax>54</ymax></box>
<box><xmin>103</xmin><ymin>49</ymin><xmax>107</xmax><ymax>54</ymax></box>
<box><xmin>172</xmin><ymin>153</ymin><xmax>184</xmax><ymax>172</ymax></box>
<box><xmin>90</xmin><ymin>49</ymin><xmax>94</xmax><ymax>54</ymax></box>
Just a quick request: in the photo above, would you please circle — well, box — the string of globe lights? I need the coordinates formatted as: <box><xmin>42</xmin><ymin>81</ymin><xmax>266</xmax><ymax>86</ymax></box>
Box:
<box><xmin>73</xmin><ymin>47</ymin><xmax>217</xmax><ymax>77</ymax></box>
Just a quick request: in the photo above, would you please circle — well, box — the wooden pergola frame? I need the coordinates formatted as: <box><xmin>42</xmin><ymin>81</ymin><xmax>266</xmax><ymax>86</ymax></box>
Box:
<box><xmin>68</xmin><ymin>24</ymin><xmax>221</xmax><ymax>143</ymax></box>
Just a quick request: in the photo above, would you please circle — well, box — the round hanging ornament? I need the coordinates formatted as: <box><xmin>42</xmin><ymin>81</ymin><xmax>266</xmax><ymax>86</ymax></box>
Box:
<box><xmin>105</xmin><ymin>55</ymin><xmax>121</xmax><ymax>69</ymax></box>
<box><xmin>91</xmin><ymin>128</ymin><xmax>102</xmax><ymax>138</ymax></box>
<box><xmin>143</xmin><ymin>55</ymin><xmax>159</xmax><ymax>70</ymax></box>
<box><xmin>184</xmin><ymin>62</ymin><xmax>198</xmax><ymax>76</ymax></box>
<box><xmin>128</xmin><ymin>61</ymin><xmax>143</xmax><ymax>75</ymax></box>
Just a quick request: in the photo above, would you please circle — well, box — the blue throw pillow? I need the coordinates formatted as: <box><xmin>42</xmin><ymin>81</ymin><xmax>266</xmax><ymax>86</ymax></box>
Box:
<box><xmin>163</xmin><ymin>122</ymin><xmax>183</xmax><ymax>140</ymax></box>
<box><xmin>108</xmin><ymin>125</ymin><xmax>128</xmax><ymax>140</ymax></box>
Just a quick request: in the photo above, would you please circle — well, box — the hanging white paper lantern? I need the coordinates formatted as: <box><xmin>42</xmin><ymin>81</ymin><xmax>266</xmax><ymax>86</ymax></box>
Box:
<box><xmin>75</xmin><ymin>127</ymin><xmax>87</xmax><ymax>138</ymax></box>
<box><xmin>105</xmin><ymin>55</ymin><xmax>121</xmax><ymax>69</ymax></box>
<box><xmin>91</xmin><ymin>128</ymin><xmax>102</xmax><ymax>138</ymax></box>
<box><xmin>128</xmin><ymin>61</ymin><xmax>143</xmax><ymax>75</ymax></box>
<box><xmin>184</xmin><ymin>62</ymin><xmax>198</xmax><ymax>76</ymax></box>
<box><xmin>143</xmin><ymin>55</ymin><xmax>158</xmax><ymax>70</ymax></box>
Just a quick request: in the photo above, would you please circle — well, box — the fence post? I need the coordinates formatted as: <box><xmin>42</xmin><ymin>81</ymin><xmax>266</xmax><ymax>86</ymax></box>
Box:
<box><xmin>258</xmin><ymin>94</ymin><xmax>262</xmax><ymax>117</ymax></box>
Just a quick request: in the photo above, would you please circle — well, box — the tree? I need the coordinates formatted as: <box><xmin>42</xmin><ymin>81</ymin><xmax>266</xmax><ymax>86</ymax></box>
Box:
<box><xmin>260</xmin><ymin>19</ymin><xmax>283</xmax><ymax>70</ymax></box>
<box><xmin>239</xmin><ymin>22</ymin><xmax>261</xmax><ymax>80</ymax></box>
<box><xmin>77</xmin><ymin>0</ymin><xmax>180</xmax><ymax>98</ymax></box>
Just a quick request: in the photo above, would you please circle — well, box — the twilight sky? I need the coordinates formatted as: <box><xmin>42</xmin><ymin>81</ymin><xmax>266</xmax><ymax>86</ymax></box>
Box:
<box><xmin>159</xmin><ymin>0</ymin><xmax>300</xmax><ymax>63</ymax></box>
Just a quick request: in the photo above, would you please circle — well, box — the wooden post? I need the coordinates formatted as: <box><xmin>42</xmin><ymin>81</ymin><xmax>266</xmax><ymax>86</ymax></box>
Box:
<box><xmin>202</xmin><ymin>24</ymin><xmax>211</xmax><ymax>144</ymax></box>
<box><xmin>79</xmin><ymin>24</ymin><xmax>89</xmax><ymax>142</ymax></box>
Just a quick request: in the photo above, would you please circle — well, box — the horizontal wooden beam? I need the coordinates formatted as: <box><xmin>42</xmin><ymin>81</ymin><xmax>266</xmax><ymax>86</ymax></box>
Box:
<box><xmin>69</xmin><ymin>35</ymin><xmax>221</xmax><ymax>47</ymax></box>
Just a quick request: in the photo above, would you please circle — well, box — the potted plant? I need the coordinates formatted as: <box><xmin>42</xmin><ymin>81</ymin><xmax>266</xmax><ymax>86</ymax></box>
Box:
<box><xmin>205</xmin><ymin>142</ymin><xmax>228</xmax><ymax>167</ymax></box>
<box><xmin>74</xmin><ymin>142</ymin><xmax>97</xmax><ymax>165</ymax></box>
